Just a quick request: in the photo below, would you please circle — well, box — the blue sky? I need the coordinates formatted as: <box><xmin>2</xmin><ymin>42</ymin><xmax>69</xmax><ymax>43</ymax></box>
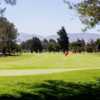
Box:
<box><xmin>4</xmin><ymin>0</ymin><xmax>100</xmax><ymax>36</ymax></box>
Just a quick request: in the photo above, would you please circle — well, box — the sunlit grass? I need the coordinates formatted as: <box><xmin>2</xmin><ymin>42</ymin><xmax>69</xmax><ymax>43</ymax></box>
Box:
<box><xmin>0</xmin><ymin>53</ymin><xmax>100</xmax><ymax>95</ymax></box>
<box><xmin>0</xmin><ymin>52</ymin><xmax>100</xmax><ymax>69</ymax></box>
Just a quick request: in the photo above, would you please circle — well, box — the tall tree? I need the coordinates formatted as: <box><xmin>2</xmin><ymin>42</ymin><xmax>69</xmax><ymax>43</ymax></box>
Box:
<box><xmin>0</xmin><ymin>17</ymin><xmax>18</xmax><ymax>55</ymax></box>
<box><xmin>57</xmin><ymin>27</ymin><xmax>69</xmax><ymax>52</ymax></box>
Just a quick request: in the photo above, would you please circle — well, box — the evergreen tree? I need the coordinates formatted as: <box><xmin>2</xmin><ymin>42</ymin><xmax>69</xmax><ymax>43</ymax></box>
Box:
<box><xmin>57</xmin><ymin>27</ymin><xmax>69</xmax><ymax>52</ymax></box>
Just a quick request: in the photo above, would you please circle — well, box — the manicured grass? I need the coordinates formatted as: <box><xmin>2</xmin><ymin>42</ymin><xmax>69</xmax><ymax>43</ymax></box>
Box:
<box><xmin>0</xmin><ymin>53</ymin><xmax>100</xmax><ymax>95</ymax></box>
<box><xmin>0</xmin><ymin>69</ymin><xmax>100</xmax><ymax>95</ymax></box>
<box><xmin>0</xmin><ymin>52</ymin><xmax>100</xmax><ymax>69</ymax></box>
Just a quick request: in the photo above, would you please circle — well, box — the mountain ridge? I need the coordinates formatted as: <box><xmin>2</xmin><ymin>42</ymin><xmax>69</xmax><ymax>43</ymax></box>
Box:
<box><xmin>17</xmin><ymin>33</ymin><xmax>100</xmax><ymax>43</ymax></box>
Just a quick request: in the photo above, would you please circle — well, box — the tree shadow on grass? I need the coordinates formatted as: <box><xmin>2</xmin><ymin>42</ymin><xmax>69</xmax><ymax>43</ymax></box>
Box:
<box><xmin>0</xmin><ymin>80</ymin><xmax>100</xmax><ymax>100</ymax></box>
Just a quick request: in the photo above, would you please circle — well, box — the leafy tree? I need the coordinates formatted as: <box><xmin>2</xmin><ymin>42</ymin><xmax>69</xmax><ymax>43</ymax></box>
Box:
<box><xmin>64</xmin><ymin>0</ymin><xmax>100</xmax><ymax>30</ymax></box>
<box><xmin>57</xmin><ymin>27</ymin><xmax>69</xmax><ymax>52</ymax></box>
<box><xmin>0</xmin><ymin>0</ymin><xmax>16</xmax><ymax>16</ymax></box>
<box><xmin>70</xmin><ymin>39</ymin><xmax>85</xmax><ymax>53</ymax></box>
<box><xmin>0</xmin><ymin>17</ymin><xmax>18</xmax><ymax>55</ymax></box>
<box><xmin>3</xmin><ymin>0</ymin><xmax>16</xmax><ymax>5</ymax></box>
<box><xmin>42</xmin><ymin>39</ymin><xmax>49</xmax><ymax>52</ymax></box>
<box><xmin>86</xmin><ymin>40</ymin><xmax>96</xmax><ymax>52</ymax></box>
<box><xmin>48</xmin><ymin>39</ymin><xmax>60</xmax><ymax>52</ymax></box>
<box><xmin>21</xmin><ymin>37</ymin><xmax>43</xmax><ymax>53</ymax></box>
<box><xmin>31</xmin><ymin>37</ymin><xmax>43</xmax><ymax>53</ymax></box>
<box><xmin>76</xmin><ymin>0</ymin><xmax>100</xmax><ymax>29</ymax></box>
<box><xmin>21</xmin><ymin>40</ymin><xmax>33</xmax><ymax>52</ymax></box>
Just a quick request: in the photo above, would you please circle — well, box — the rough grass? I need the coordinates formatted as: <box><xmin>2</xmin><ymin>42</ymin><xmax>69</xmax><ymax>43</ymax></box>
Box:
<box><xmin>0</xmin><ymin>52</ymin><xmax>100</xmax><ymax>69</ymax></box>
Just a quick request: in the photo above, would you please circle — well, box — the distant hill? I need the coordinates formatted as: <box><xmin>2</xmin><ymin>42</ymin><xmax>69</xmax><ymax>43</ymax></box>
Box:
<box><xmin>17</xmin><ymin>33</ymin><xmax>44</xmax><ymax>43</ymax></box>
<box><xmin>46</xmin><ymin>33</ymin><xmax>100</xmax><ymax>42</ymax></box>
<box><xmin>17</xmin><ymin>33</ymin><xmax>100</xmax><ymax>43</ymax></box>
<box><xmin>68</xmin><ymin>33</ymin><xmax>100</xmax><ymax>42</ymax></box>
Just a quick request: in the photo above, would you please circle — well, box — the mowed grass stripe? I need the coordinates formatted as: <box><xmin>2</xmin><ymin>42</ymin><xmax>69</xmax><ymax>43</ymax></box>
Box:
<box><xmin>0</xmin><ymin>67</ymin><xmax>100</xmax><ymax>76</ymax></box>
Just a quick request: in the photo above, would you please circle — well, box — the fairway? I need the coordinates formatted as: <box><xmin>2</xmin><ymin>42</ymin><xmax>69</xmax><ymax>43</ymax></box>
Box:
<box><xmin>0</xmin><ymin>53</ymin><xmax>100</xmax><ymax>95</ymax></box>
<box><xmin>0</xmin><ymin>52</ymin><xmax>100</xmax><ymax>69</ymax></box>
<box><xmin>0</xmin><ymin>67</ymin><xmax>100</xmax><ymax>76</ymax></box>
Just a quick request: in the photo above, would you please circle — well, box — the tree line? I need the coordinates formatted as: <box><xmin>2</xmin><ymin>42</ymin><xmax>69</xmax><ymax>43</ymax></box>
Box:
<box><xmin>21</xmin><ymin>36</ymin><xmax>100</xmax><ymax>54</ymax></box>
<box><xmin>21</xmin><ymin>27</ymin><xmax>69</xmax><ymax>53</ymax></box>
<box><xmin>0</xmin><ymin>0</ymin><xmax>99</xmax><ymax>55</ymax></box>
<box><xmin>0</xmin><ymin>17</ymin><xmax>69</xmax><ymax>55</ymax></box>
<box><xmin>70</xmin><ymin>39</ymin><xmax>100</xmax><ymax>53</ymax></box>
<box><xmin>0</xmin><ymin>16</ymin><xmax>100</xmax><ymax>56</ymax></box>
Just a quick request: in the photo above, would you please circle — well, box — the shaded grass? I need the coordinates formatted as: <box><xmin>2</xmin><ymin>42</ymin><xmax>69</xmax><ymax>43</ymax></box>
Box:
<box><xmin>0</xmin><ymin>69</ymin><xmax>100</xmax><ymax>95</ymax></box>
<box><xmin>0</xmin><ymin>79</ymin><xmax>100</xmax><ymax>100</ymax></box>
